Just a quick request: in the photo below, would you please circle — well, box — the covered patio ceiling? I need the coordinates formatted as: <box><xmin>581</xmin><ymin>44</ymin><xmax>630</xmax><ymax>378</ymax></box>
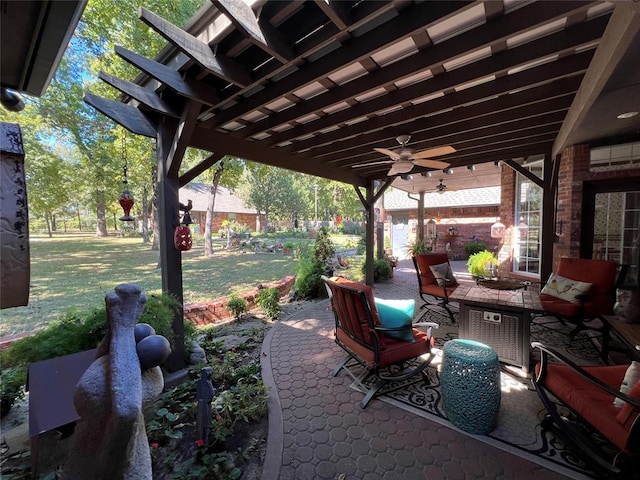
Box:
<box><xmin>84</xmin><ymin>0</ymin><xmax>640</xmax><ymax>194</ymax></box>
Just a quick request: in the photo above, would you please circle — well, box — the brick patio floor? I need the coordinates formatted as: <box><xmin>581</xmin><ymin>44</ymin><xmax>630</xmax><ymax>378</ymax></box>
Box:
<box><xmin>259</xmin><ymin>259</ymin><xmax>578</xmax><ymax>480</ymax></box>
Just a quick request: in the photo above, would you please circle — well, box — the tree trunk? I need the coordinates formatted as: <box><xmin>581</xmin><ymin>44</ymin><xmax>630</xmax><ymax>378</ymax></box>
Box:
<box><xmin>95</xmin><ymin>189</ymin><xmax>108</xmax><ymax>237</ymax></box>
<box><xmin>51</xmin><ymin>214</ymin><xmax>57</xmax><ymax>231</ymax></box>
<box><xmin>150</xmin><ymin>167</ymin><xmax>160</xmax><ymax>251</ymax></box>
<box><xmin>45</xmin><ymin>212</ymin><xmax>52</xmax><ymax>238</ymax></box>
<box><xmin>263</xmin><ymin>210</ymin><xmax>269</xmax><ymax>234</ymax></box>
<box><xmin>142</xmin><ymin>184</ymin><xmax>150</xmax><ymax>243</ymax></box>
<box><xmin>76</xmin><ymin>202</ymin><xmax>82</xmax><ymax>230</ymax></box>
<box><xmin>204</xmin><ymin>162</ymin><xmax>224</xmax><ymax>256</ymax></box>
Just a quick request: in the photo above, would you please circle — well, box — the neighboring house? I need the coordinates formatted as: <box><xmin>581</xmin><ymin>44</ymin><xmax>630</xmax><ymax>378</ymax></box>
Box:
<box><xmin>179</xmin><ymin>183</ymin><xmax>262</xmax><ymax>235</ymax></box>
<box><xmin>381</xmin><ymin>186</ymin><xmax>501</xmax><ymax>259</ymax></box>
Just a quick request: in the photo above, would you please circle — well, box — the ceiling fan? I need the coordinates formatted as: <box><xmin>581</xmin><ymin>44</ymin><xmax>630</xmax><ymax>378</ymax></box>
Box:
<box><xmin>368</xmin><ymin>135</ymin><xmax>455</xmax><ymax>176</ymax></box>
<box><xmin>433</xmin><ymin>178</ymin><xmax>457</xmax><ymax>194</ymax></box>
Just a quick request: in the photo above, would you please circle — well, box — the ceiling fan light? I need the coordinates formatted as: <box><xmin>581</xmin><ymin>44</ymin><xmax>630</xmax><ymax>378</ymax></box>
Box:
<box><xmin>467</xmin><ymin>164</ymin><xmax>475</xmax><ymax>171</ymax></box>
<box><xmin>421</xmin><ymin>171</ymin><xmax>432</xmax><ymax>178</ymax></box>
<box><xmin>396</xmin><ymin>134</ymin><xmax>411</xmax><ymax>145</ymax></box>
<box><xmin>400</xmin><ymin>174</ymin><xmax>413</xmax><ymax>181</ymax></box>
<box><xmin>443</xmin><ymin>168</ymin><xmax>453</xmax><ymax>175</ymax></box>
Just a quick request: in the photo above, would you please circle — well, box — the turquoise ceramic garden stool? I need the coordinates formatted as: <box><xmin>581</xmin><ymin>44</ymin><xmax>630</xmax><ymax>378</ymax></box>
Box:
<box><xmin>441</xmin><ymin>339</ymin><xmax>501</xmax><ymax>434</ymax></box>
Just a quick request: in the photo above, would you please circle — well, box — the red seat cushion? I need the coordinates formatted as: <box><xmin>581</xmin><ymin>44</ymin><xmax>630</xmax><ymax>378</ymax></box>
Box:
<box><xmin>537</xmin><ymin>363</ymin><xmax>632</xmax><ymax>452</ymax></box>
<box><xmin>337</xmin><ymin>328</ymin><xmax>430</xmax><ymax>368</ymax></box>
<box><xmin>539</xmin><ymin>294</ymin><xmax>581</xmax><ymax>317</ymax></box>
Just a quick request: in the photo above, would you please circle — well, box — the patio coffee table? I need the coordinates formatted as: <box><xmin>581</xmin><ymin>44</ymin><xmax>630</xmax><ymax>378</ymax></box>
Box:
<box><xmin>450</xmin><ymin>282</ymin><xmax>543</xmax><ymax>374</ymax></box>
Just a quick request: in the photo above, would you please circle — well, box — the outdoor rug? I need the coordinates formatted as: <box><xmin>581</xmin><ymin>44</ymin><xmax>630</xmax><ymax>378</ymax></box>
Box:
<box><xmin>350</xmin><ymin>308</ymin><xmax>623</xmax><ymax>480</ymax></box>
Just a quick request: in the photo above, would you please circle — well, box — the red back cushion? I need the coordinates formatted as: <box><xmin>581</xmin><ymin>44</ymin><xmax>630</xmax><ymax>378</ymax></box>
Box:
<box><xmin>331</xmin><ymin>277</ymin><xmax>386</xmax><ymax>349</ymax></box>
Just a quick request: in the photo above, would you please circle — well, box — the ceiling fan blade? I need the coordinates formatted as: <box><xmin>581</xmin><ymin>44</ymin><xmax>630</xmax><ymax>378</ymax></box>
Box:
<box><xmin>352</xmin><ymin>160</ymin><xmax>392</xmax><ymax>168</ymax></box>
<box><xmin>412</xmin><ymin>159</ymin><xmax>451</xmax><ymax>169</ymax></box>
<box><xmin>412</xmin><ymin>146</ymin><xmax>456</xmax><ymax>159</ymax></box>
<box><xmin>374</xmin><ymin>147</ymin><xmax>400</xmax><ymax>160</ymax></box>
<box><xmin>388</xmin><ymin>161</ymin><xmax>413</xmax><ymax>176</ymax></box>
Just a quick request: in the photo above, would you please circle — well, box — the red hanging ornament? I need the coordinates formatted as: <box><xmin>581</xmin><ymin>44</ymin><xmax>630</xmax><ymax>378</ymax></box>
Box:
<box><xmin>174</xmin><ymin>224</ymin><xmax>193</xmax><ymax>251</ymax></box>
<box><xmin>174</xmin><ymin>199</ymin><xmax>194</xmax><ymax>251</ymax></box>
<box><xmin>119</xmin><ymin>188</ymin><xmax>135</xmax><ymax>222</ymax></box>
<box><xmin>118</xmin><ymin>135</ymin><xmax>135</xmax><ymax>221</ymax></box>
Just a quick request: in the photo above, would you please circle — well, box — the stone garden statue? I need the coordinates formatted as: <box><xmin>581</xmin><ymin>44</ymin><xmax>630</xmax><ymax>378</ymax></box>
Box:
<box><xmin>195</xmin><ymin>367</ymin><xmax>216</xmax><ymax>442</ymax></box>
<box><xmin>61</xmin><ymin>284</ymin><xmax>171</xmax><ymax>480</ymax></box>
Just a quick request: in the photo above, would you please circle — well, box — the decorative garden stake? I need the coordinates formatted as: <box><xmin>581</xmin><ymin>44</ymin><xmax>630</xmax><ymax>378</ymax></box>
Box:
<box><xmin>118</xmin><ymin>135</ymin><xmax>135</xmax><ymax>221</ymax></box>
<box><xmin>195</xmin><ymin>367</ymin><xmax>216</xmax><ymax>443</ymax></box>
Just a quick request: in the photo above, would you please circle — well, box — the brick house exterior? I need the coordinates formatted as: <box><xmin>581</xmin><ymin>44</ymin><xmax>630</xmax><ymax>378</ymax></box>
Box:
<box><xmin>179</xmin><ymin>183</ymin><xmax>263</xmax><ymax>235</ymax></box>
<box><xmin>382</xmin><ymin>186</ymin><xmax>502</xmax><ymax>260</ymax></box>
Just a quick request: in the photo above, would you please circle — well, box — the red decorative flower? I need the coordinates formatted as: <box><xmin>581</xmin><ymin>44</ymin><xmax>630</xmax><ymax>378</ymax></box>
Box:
<box><xmin>196</xmin><ymin>439</ymin><xmax>205</xmax><ymax>447</ymax></box>
<box><xmin>151</xmin><ymin>443</ymin><xmax>159</xmax><ymax>449</ymax></box>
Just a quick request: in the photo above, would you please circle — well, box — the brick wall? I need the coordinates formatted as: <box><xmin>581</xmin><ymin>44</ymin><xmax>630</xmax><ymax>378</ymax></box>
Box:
<box><xmin>553</xmin><ymin>144</ymin><xmax>640</xmax><ymax>271</ymax></box>
<box><xmin>183</xmin><ymin>275</ymin><xmax>296</xmax><ymax>326</ymax></box>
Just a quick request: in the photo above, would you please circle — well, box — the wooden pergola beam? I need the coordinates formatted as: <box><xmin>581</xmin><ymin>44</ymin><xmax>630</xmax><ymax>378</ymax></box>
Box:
<box><xmin>138</xmin><ymin>7</ymin><xmax>251</xmax><ymax>87</ymax></box>
<box><xmin>98</xmin><ymin>71</ymin><xmax>178</xmax><ymax>117</ymax></box>
<box><xmin>212</xmin><ymin>0</ymin><xmax>294</xmax><ymax>63</ymax></box>
<box><xmin>115</xmin><ymin>46</ymin><xmax>219</xmax><ymax>106</ymax></box>
<box><xmin>83</xmin><ymin>93</ymin><xmax>157</xmax><ymax>137</ymax></box>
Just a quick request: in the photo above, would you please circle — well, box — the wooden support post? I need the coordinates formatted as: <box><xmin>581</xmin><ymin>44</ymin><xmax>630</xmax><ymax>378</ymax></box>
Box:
<box><xmin>365</xmin><ymin>181</ymin><xmax>375</xmax><ymax>286</ymax></box>
<box><xmin>157</xmin><ymin>121</ymin><xmax>186</xmax><ymax>371</ymax></box>
<box><xmin>418</xmin><ymin>191</ymin><xmax>425</xmax><ymax>242</ymax></box>
<box><xmin>541</xmin><ymin>151</ymin><xmax>556</xmax><ymax>282</ymax></box>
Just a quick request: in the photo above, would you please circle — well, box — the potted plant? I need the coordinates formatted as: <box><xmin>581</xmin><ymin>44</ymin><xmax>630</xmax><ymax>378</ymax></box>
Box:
<box><xmin>467</xmin><ymin>250</ymin><xmax>498</xmax><ymax>279</ymax></box>
<box><xmin>407</xmin><ymin>238</ymin><xmax>430</xmax><ymax>257</ymax></box>
<box><xmin>283</xmin><ymin>241</ymin><xmax>295</xmax><ymax>256</ymax></box>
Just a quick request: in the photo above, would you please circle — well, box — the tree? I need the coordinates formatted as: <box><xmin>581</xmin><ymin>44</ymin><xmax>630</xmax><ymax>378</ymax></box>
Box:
<box><xmin>239</xmin><ymin>164</ymin><xmax>302</xmax><ymax>234</ymax></box>
<box><xmin>25</xmin><ymin>145</ymin><xmax>74</xmax><ymax>237</ymax></box>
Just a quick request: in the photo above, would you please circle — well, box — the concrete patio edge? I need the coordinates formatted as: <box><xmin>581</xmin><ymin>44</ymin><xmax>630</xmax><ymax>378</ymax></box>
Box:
<box><xmin>260</xmin><ymin>321</ymin><xmax>283</xmax><ymax>480</ymax></box>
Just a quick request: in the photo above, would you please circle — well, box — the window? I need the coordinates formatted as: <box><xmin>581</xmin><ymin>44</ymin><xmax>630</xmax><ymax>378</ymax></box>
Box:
<box><xmin>514</xmin><ymin>160</ymin><xmax>543</xmax><ymax>276</ymax></box>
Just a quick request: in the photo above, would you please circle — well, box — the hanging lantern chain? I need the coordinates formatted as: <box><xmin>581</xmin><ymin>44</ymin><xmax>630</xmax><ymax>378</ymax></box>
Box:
<box><xmin>118</xmin><ymin>132</ymin><xmax>135</xmax><ymax>222</ymax></box>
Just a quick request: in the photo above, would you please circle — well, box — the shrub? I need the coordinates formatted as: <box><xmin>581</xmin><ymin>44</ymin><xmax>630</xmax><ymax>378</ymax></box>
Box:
<box><xmin>1</xmin><ymin>367</ymin><xmax>27</xmax><ymax>417</ymax></box>
<box><xmin>362</xmin><ymin>258</ymin><xmax>394</xmax><ymax>282</ymax></box>
<box><xmin>314</xmin><ymin>226</ymin><xmax>335</xmax><ymax>265</ymax></box>
<box><xmin>464</xmin><ymin>241</ymin><xmax>487</xmax><ymax>256</ymax></box>
<box><xmin>226</xmin><ymin>295</ymin><xmax>249</xmax><ymax>322</ymax></box>
<box><xmin>294</xmin><ymin>227</ymin><xmax>336</xmax><ymax>299</ymax></box>
<box><xmin>256</xmin><ymin>288</ymin><xmax>281</xmax><ymax>320</ymax></box>
<box><xmin>467</xmin><ymin>250</ymin><xmax>498</xmax><ymax>278</ymax></box>
<box><xmin>356</xmin><ymin>235</ymin><xmax>366</xmax><ymax>255</ymax></box>
<box><xmin>294</xmin><ymin>257</ymin><xmax>326</xmax><ymax>299</ymax></box>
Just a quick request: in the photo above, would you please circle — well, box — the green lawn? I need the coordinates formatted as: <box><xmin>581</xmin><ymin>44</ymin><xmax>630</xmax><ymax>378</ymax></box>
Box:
<box><xmin>0</xmin><ymin>233</ymin><xmax>299</xmax><ymax>337</ymax></box>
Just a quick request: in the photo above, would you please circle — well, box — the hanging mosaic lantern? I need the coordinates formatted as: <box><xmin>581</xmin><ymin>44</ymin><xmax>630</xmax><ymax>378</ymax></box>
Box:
<box><xmin>174</xmin><ymin>224</ymin><xmax>193</xmax><ymax>251</ymax></box>
<box><xmin>174</xmin><ymin>199</ymin><xmax>194</xmax><ymax>251</ymax></box>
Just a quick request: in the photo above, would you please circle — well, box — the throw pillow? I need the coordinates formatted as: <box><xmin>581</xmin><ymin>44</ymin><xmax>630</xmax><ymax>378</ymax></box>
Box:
<box><xmin>616</xmin><ymin>378</ymin><xmax>640</xmax><ymax>431</ymax></box>
<box><xmin>614</xmin><ymin>361</ymin><xmax>640</xmax><ymax>408</ymax></box>
<box><xmin>375</xmin><ymin>298</ymin><xmax>416</xmax><ymax>343</ymax></box>
<box><xmin>540</xmin><ymin>273</ymin><xmax>592</xmax><ymax>303</ymax></box>
<box><xmin>429</xmin><ymin>262</ymin><xmax>458</xmax><ymax>288</ymax></box>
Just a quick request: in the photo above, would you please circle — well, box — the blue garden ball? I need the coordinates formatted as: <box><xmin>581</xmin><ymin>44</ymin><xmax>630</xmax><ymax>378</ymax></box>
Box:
<box><xmin>134</xmin><ymin>323</ymin><xmax>156</xmax><ymax>343</ymax></box>
<box><xmin>136</xmin><ymin>334</ymin><xmax>171</xmax><ymax>370</ymax></box>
